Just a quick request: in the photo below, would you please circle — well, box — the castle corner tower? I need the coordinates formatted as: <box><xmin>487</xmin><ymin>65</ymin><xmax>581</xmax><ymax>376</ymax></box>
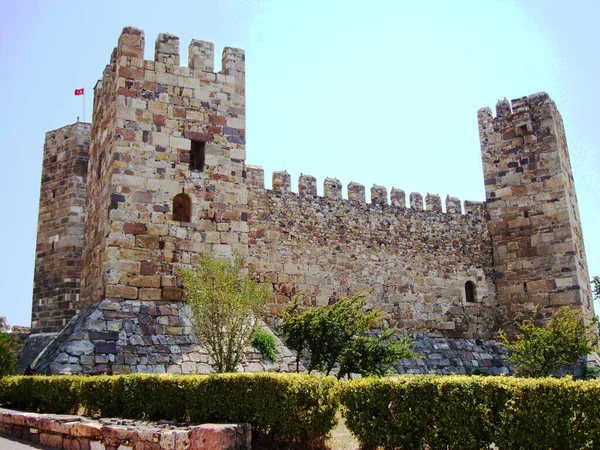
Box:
<box><xmin>478</xmin><ymin>93</ymin><xmax>594</xmax><ymax>327</ymax></box>
<box><xmin>32</xmin><ymin>122</ymin><xmax>90</xmax><ymax>333</ymax></box>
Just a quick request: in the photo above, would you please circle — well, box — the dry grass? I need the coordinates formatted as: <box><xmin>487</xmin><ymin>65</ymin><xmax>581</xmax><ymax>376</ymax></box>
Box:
<box><xmin>327</xmin><ymin>414</ymin><xmax>360</xmax><ymax>450</ymax></box>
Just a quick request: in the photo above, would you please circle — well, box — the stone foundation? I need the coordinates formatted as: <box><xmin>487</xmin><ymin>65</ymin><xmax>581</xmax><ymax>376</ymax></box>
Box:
<box><xmin>31</xmin><ymin>299</ymin><xmax>296</xmax><ymax>375</ymax></box>
<box><xmin>0</xmin><ymin>408</ymin><xmax>250</xmax><ymax>450</ymax></box>
<box><xmin>396</xmin><ymin>336</ymin><xmax>511</xmax><ymax>375</ymax></box>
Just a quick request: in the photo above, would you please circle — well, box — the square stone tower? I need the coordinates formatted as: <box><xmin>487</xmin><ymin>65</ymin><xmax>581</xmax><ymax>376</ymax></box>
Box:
<box><xmin>32</xmin><ymin>123</ymin><xmax>90</xmax><ymax>333</ymax></box>
<box><xmin>81</xmin><ymin>27</ymin><xmax>248</xmax><ymax>309</ymax></box>
<box><xmin>478</xmin><ymin>93</ymin><xmax>593</xmax><ymax>327</ymax></box>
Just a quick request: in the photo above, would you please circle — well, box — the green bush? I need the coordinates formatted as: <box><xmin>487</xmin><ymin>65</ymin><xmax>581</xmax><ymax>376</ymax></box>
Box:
<box><xmin>281</xmin><ymin>294</ymin><xmax>417</xmax><ymax>377</ymax></box>
<box><xmin>336</xmin><ymin>375</ymin><xmax>600</xmax><ymax>450</ymax></box>
<box><xmin>0</xmin><ymin>376</ymin><xmax>80</xmax><ymax>414</ymax></box>
<box><xmin>499</xmin><ymin>306</ymin><xmax>597</xmax><ymax>377</ymax></box>
<box><xmin>181</xmin><ymin>255</ymin><xmax>270</xmax><ymax>373</ymax></box>
<box><xmin>0</xmin><ymin>335</ymin><xmax>19</xmax><ymax>377</ymax></box>
<box><xmin>251</xmin><ymin>329</ymin><xmax>278</xmax><ymax>361</ymax></box>
<box><xmin>0</xmin><ymin>373</ymin><xmax>338</xmax><ymax>444</ymax></box>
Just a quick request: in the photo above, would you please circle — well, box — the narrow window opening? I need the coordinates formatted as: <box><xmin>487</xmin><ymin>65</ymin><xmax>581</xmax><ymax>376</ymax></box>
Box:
<box><xmin>173</xmin><ymin>192</ymin><xmax>192</xmax><ymax>222</ymax></box>
<box><xmin>523</xmin><ymin>282</ymin><xmax>528</xmax><ymax>293</ymax></box>
<box><xmin>97</xmin><ymin>152</ymin><xmax>105</xmax><ymax>179</ymax></box>
<box><xmin>51</xmin><ymin>241</ymin><xmax>55</xmax><ymax>252</ymax></box>
<box><xmin>52</xmin><ymin>189</ymin><xmax>56</xmax><ymax>199</ymax></box>
<box><xmin>190</xmin><ymin>141</ymin><xmax>206</xmax><ymax>171</ymax></box>
<box><xmin>465</xmin><ymin>281</ymin><xmax>476</xmax><ymax>303</ymax></box>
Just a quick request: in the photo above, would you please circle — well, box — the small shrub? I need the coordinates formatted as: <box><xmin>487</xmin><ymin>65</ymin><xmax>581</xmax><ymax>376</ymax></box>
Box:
<box><xmin>499</xmin><ymin>306</ymin><xmax>597</xmax><ymax>377</ymax></box>
<box><xmin>281</xmin><ymin>293</ymin><xmax>417</xmax><ymax>376</ymax></box>
<box><xmin>181</xmin><ymin>254</ymin><xmax>270</xmax><ymax>373</ymax></box>
<box><xmin>251</xmin><ymin>329</ymin><xmax>278</xmax><ymax>361</ymax></box>
<box><xmin>0</xmin><ymin>334</ymin><xmax>19</xmax><ymax>377</ymax></box>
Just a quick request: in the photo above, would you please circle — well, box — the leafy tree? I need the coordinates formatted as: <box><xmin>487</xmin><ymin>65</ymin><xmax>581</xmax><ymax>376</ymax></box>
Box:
<box><xmin>338</xmin><ymin>329</ymin><xmax>416</xmax><ymax>379</ymax></box>
<box><xmin>280</xmin><ymin>300</ymin><xmax>311</xmax><ymax>372</ymax></box>
<box><xmin>280</xmin><ymin>293</ymin><xmax>417</xmax><ymax>377</ymax></box>
<box><xmin>0</xmin><ymin>334</ymin><xmax>18</xmax><ymax>377</ymax></box>
<box><xmin>181</xmin><ymin>254</ymin><xmax>270</xmax><ymax>373</ymax></box>
<box><xmin>499</xmin><ymin>306</ymin><xmax>597</xmax><ymax>377</ymax></box>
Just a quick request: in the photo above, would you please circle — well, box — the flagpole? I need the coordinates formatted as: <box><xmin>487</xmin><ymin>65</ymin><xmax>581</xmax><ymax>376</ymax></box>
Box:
<box><xmin>83</xmin><ymin>91</ymin><xmax>85</xmax><ymax>122</ymax></box>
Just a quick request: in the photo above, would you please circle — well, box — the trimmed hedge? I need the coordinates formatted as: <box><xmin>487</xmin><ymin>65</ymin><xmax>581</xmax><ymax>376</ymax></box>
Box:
<box><xmin>0</xmin><ymin>373</ymin><xmax>338</xmax><ymax>443</ymax></box>
<box><xmin>336</xmin><ymin>375</ymin><xmax>600</xmax><ymax>450</ymax></box>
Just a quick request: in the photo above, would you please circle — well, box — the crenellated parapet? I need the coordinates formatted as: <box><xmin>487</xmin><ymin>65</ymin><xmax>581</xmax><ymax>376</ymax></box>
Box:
<box><xmin>299</xmin><ymin>174</ymin><xmax>317</xmax><ymax>197</ymax></box>
<box><xmin>246</xmin><ymin>167</ymin><xmax>480</xmax><ymax>217</ymax></box>
<box><xmin>425</xmin><ymin>194</ymin><xmax>442</xmax><ymax>212</ymax></box>
<box><xmin>371</xmin><ymin>185</ymin><xmax>388</xmax><ymax>206</ymax></box>
<box><xmin>111</xmin><ymin>26</ymin><xmax>245</xmax><ymax>84</ymax></box>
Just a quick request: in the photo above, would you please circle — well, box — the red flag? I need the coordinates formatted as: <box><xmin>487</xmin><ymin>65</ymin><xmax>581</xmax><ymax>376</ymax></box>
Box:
<box><xmin>74</xmin><ymin>88</ymin><xmax>84</xmax><ymax>96</ymax></box>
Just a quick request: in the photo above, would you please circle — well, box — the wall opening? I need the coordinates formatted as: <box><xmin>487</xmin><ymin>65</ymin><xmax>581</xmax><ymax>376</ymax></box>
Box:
<box><xmin>190</xmin><ymin>141</ymin><xmax>205</xmax><ymax>171</ymax></box>
<box><xmin>465</xmin><ymin>281</ymin><xmax>476</xmax><ymax>303</ymax></box>
<box><xmin>97</xmin><ymin>151</ymin><xmax>105</xmax><ymax>179</ymax></box>
<box><xmin>173</xmin><ymin>192</ymin><xmax>192</xmax><ymax>222</ymax></box>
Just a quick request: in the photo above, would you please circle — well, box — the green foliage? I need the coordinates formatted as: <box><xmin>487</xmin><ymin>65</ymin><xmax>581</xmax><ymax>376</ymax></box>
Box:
<box><xmin>0</xmin><ymin>334</ymin><xmax>18</xmax><ymax>377</ymax></box>
<box><xmin>338</xmin><ymin>329</ymin><xmax>416</xmax><ymax>379</ymax></box>
<box><xmin>281</xmin><ymin>294</ymin><xmax>416</xmax><ymax>377</ymax></box>
<box><xmin>180</xmin><ymin>254</ymin><xmax>270</xmax><ymax>373</ymax></box>
<box><xmin>499</xmin><ymin>306</ymin><xmax>597</xmax><ymax>377</ymax></box>
<box><xmin>0</xmin><ymin>373</ymin><xmax>338</xmax><ymax>445</ymax></box>
<box><xmin>0</xmin><ymin>375</ymin><xmax>80</xmax><ymax>414</ymax></box>
<box><xmin>592</xmin><ymin>276</ymin><xmax>600</xmax><ymax>302</ymax></box>
<box><xmin>336</xmin><ymin>375</ymin><xmax>600</xmax><ymax>450</ymax></box>
<box><xmin>251</xmin><ymin>328</ymin><xmax>278</xmax><ymax>361</ymax></box>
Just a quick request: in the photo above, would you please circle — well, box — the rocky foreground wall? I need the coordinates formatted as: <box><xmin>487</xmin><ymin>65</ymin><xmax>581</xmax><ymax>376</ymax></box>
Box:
<box><xmin>0</xmin><ymin>408</ymin><xmax>250</xmax><ymax>450</ymax></box>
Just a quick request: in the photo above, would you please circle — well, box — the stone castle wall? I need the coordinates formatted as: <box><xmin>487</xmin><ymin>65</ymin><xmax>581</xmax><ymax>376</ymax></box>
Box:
<box><xmin>32</xmin><ymin>123</ymin><xmax>90</xmax><ymax>333</ymax></box>
<box><xmin>246</xmin><ymin>168</ymin><xmax>500</xmax><ymax>338</ymax></box>
<box><xmin>26</xmin><ymin>27</ymin><xmax>595</xmax><ymax>375</ymax></box>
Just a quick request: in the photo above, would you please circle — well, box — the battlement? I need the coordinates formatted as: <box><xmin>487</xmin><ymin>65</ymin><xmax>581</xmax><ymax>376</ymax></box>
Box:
<box><xmin>246</xmin><ymin>166</ymin><xmax>484</xmax><ymax>216</ymax></box>
<box><xmin>101</xmin><ymin>26</ymin><xmax>244</xmax><ymax>86</ymax></box>
<box><xmin>478</xmin><ymin>92</ymin><xmax>552</xmax><ymax>122</ymax></box>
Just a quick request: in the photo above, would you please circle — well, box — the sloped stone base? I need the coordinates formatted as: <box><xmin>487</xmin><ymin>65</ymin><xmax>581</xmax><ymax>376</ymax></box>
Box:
<box><xmin>395</xmin><ymin>336</ymin><xmax>512</xmax><ymax>375</ymax></box>
<box><xmin>31</xmin><ymin>299</ymin><xmax>297</xmax><ymax>375</ymax></box>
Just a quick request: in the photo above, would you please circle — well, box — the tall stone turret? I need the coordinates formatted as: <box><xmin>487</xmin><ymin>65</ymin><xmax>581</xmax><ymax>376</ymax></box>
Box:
<box><xmin>32</xmin><ymin>122</ymin><xmax>90</xmax><ymax>333</ymax></box>
<box><xmin>81</xmin><ymin>27</ymin><xmax>248</xmax><ymax>309</ymax></box>
<box><xmin>478</xmin><ymin>93</ymin><xmax>593</xmax><ymax>328</ymax></box>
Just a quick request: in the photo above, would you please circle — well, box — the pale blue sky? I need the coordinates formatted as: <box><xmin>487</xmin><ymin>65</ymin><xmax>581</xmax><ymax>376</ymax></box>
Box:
<box><xmin>1</xmin><ymin>0</ymin><xmax>598</xmax><ymax>327</ymax></box>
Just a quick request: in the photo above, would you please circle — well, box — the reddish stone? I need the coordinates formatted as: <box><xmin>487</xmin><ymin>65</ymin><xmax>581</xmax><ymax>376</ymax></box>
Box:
<box><xmin>140</xmin><ymin>261</ymin><xmax>157</xmax><ymax>275</ymax></box>
<box><xmin>208</xmin><ymin>114</ymin><xmax>227</xmax><ymax>125</ymax></box>
<box><xmin>116</xmin><ymin>128</ymin><xmax>135</xmax><ymax>141</ymax></box>
<box><xmin>123</xmin><ymin>223</ymin><xmax>147</xmax><ymax>235</ymax></box>
<box><xmin>117</xmin><ymin>88</ymin><xmax>138</xmax><ymax>98</ymax></box>
<box><xmin>185</xmin><ymin>131</ymin><xmax>213</xmax><ymax>142</ymax></box>
<box><xmin>162</xmin><ymin>287</ymin><xmax>183</xmax><ymax>301</ymax></box>
<box><xmin>118</xmin><ymin>66</ymin><xmax>144</xmax><ymax>80</ymax></box>
<box><xmin>153</xmin><ymin>114</ymin><xmax>165</xmax><ymax>126</ymax></box>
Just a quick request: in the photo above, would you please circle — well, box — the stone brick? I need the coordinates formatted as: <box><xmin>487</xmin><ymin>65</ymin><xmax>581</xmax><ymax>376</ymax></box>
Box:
<box><xmin>123</xmin><ymin>223</ymin><xmax>147</xmax><ymax>235</ymax></box>
<box><xmin>162</xmin><ymin>287</ymin><xmax>183</xmax><ymax>301</ymax></box>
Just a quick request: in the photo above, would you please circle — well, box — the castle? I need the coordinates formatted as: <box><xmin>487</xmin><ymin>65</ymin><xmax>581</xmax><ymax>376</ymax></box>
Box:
<box><xmin>25</xmin><ymin>27</ymin><xmax>594</xmax><ymax>375</ymax></box>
